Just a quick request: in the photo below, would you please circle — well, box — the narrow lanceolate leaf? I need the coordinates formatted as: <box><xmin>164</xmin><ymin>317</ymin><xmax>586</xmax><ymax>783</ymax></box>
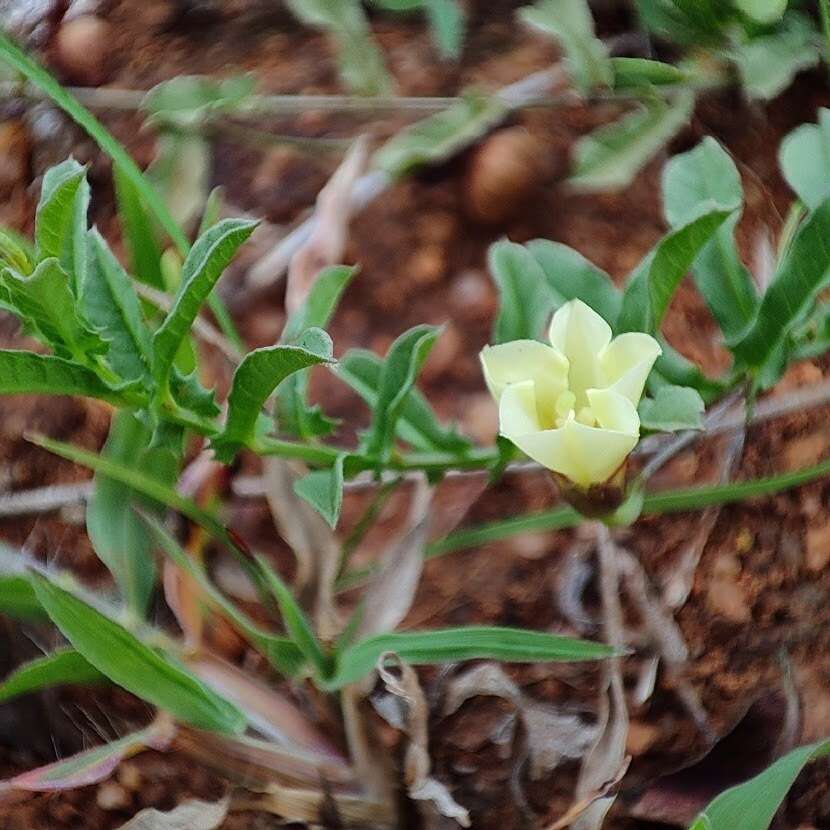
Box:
<box><xmin>87</xmin><ymin>411</ymin><xmax>176</xmax><ymax>618</ymax></box>
<box><xmin>0</xmin><ymin>649</ymin><xmax>104</xmax><ymax>703</ymax></box>
<box><xmin>0</xmin><ymin>350</ymin><xmax>134</xmax><ymax>405</ymax></box>
<box><xmin>0</xmin><ymin>721</ymin><xmax>173</xmax><ymax>794</ymax></box>
<box><xmin>0</xmin><ymin>258</ymin><xmax>106</xmax><ymax>360</ymax></box>
<box><xmin>526</xmin><ymin>239</ymin><xmax>621</xmax><ymax>326</ymax></box>
<box><xmin>519</xmin><ymin>0</ymin><xmax>612</xmax><ymax>91</ymax></box>
<box><xmin>152</xmin><ymin>218</ymin><xmax>257</xmax><ymax>390</ymax></box>
<box><xmin>0</xmin><ymin>573</ymin><xmax>46</xmax><ymax>620</ymax></box>
<box><xmin>617</xmin><ymin>207</ymin><xmax>734</xmax><ymax>334</ymax></box>
<box><xmin>34</xmin><ymin>159</ymin><xmax>89</xmax><ymax>292</ymax></box>
<box><xmin>662</xmin><ymin>137</ymin><xmax>756</xmax><ymax>342</ymax></box>
<box><xmin>255</xmin><ymin>556</ymin><xmax>331</xmax><ymax>680</ymax></box>
<box><xmin>337</xmin><ymin>349</ymin><xmax>469</xmax><ymax>452</ymax></box>
<box><xmin>733</xmin><ymin>195</ymin><xmax>830</xmax><ymax>373</ymax></box>
<box><xmin>281</xmin><ymin>265</ymin><xmax>357</xmax><ymax>344</ymax></box>
<box><xmin>610</xmin><ymin>57</ymin><xmax>685</xmax><ymax>89</ymax></box>
<box><xmin>362</xmin><ymin>324</ymin><xmax>440</xmax><ymax>461</ymax></box>
<box><xmin>31</xmin><ymin>574</ymin><xmax>246</xmax><ymax>734</ymax></box>
<box><xmin>690</xmin><ymin>739</ymin><xmax>830</xmax><ymax>830</ymax></box>
<box><xmin>568</xmin><ymin>92</ymin><xmax>694</xmax><ymax>192</ymax></box>
<box><xmin>638</xmin><ymin>385</ymin><xmax>704</xmax><ymax>432</ymax></box>
<box><xmin>294</xmin><ymin>453</ymin><xmax>345</xmax><ymax>528</ymax></box>
<box><xmin>212</xmin><ymin>334</ymin><xmax>334</xmax><ymax>462</ymax></box>
<box><xmin>779</xmin><ymin>108</ymin><xmax>830</xmax><ymax>210</ymax></box>
<box><xmin>145</xmin><ymin>515</ymin><xmax>304</xmax><ymax>677</ymax></box>
<box><xmin>373</xmin><ymin>90</ymin><xmax>508</xmax><ymax>178</ymax></box>
<box><xmin>83</xmin><ymin>231</ymin><xmax>153</xmax><ymax>383</ymax></box>
<box><xmin>489</xmin><ymin>239</ymin><xmax>554</xmax><ymax>343</ymax></box>
<box><xmin>328</xmin><ymin>626</ymin><xmax>613</xmax><ymax>689</ymax></box>
<box><xmin>650</xmin><ymin>340</ymin><xmax>726</xmax><ymax>404</ymax></box>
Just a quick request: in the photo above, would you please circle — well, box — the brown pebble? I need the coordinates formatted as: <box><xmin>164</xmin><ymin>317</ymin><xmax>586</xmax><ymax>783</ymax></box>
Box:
<box><xmin>626</xmin><ymin>720</ymin><xmax>661</xmax><ymax>756</ymax></box>
<box><xmin>806</xmin><ymin>521</ymin><xmax>830</xmax><ymax>572</ymax></box>
<box><xmin>117</xmin><ymin>762</ymin><xmax>142</xmax><ymax>792</ymax></box>
<box><xmin>55</xmin><ymin>16</ymin><xmax>112</xmax><ymax>85</ymax></box>
<box><xmin>784</xmin><ymin>429</ymin><xmax>830</xmax><ymax>471</ymax></box>
<box><xmin>408</xmin><ymin>244</ymin><xmax>446</xmax><ymax>286</ymax></box>
<box><xmin>0</xmin><ymin>120</ymin><xmax>29</xmax><ymax>194</ymax></box>
<box><xmin>96</xmin><ymin>781</ymin><xmax>131</xmax><ymax>811</ymax></box>
<box><xmin>464</xmin><ymin>126</ymin><xmax>552</xmax><ymax>224</ymax></box>
<box><xmin>707</xmin><ymin>552</ymin><xmax>751</xmax><ymax>623</ymax></box>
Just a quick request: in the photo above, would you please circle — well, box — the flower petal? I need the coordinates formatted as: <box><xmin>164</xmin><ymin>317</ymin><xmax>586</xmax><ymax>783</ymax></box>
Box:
<box><xmin>480</xmin><ymin>341</ymin><xmax>568</xmax><ymax>425</ymax></box>
<box><xmin>561</xmin><ymin>417</ymin><xmax>638</xmax><ymax>488</ymax></box>
<box><xmin>548</xmin><ymin>299</ymin><xmax>612</xmax><ymax>408</ymax></box>
<box><xmin>586</xmin><ymin>387</ymin><xmax>640</xmax><ymax>435</ymax></box>
<box><xmin>598</xmin><ymin>332</ymin><xmax>662</xmax><ymax>405</ymax></box>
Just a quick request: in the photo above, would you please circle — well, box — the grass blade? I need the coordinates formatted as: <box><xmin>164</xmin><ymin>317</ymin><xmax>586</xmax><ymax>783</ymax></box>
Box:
<box><xmin>0</xmin><ymin>648</ymin><xmax>104</xmax><ymax>703</ymax></box>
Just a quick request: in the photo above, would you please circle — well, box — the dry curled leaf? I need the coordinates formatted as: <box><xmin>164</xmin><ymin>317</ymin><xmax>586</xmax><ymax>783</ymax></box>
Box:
<box><xmin>117</xmin><ymin>796</ymin><xmax>230</xmax><ymax>830</ymax></box>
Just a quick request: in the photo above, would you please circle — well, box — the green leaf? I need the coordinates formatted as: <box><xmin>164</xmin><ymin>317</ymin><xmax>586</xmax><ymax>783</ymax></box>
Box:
<box><xmin>662</xmin><ymin>137</ymin><xmax>757</xmax><ymax>341</ymax></box>
<box><xmin>618</xmin><ymin>207</ymin><xmax>734</xmax><ymax>334</ymax></box>
<box><xmin>526</xmin><ymin>239</ymin><xmax>621</xmax><ymax>325</ymax></box>
<box><xmin>35</xmin><ymin>159</ymin><xmax>89</xmax><ymax>293</ymax></box>
<box><xmin>86</xmin><ymin>411</ymin><xmax>176</xmax><ymax>618</ymax></box>
<box><xmin>568</xmin><ymin>92</ymin><xmax>695</xmax><ymax>192</ymax></box>
<box><xmin>362</xmin><ymin>324</ymin><xmax>440</xmax><ymax>461</ymax></box>
<box><xmin>83</xmin><ymin>231</ymin><xmax>153</xmax><ymax>383</ymax></box>
<box><xmin>31</xmin><ymin>574</ymin><xmax>246</xmax><ymax>734</ymax></box>
<box><xmin>0</xmin><ymin>350</ymin><xmax>134</xmax><ymax>405</ymax></box>
<box><xmin>729</xmin><ymin>14</ymin><xmax>819</xmax><ymax>101</ymax></box>
<box><xmin>281</xmin><ymin>265</ymin><xmax>357</xmax><ymax>344</ymax></box>
<box><xmin>0</xmin><ymin>649</ymin><xmax>104</xmax><ymax>703</ymax></box>
<box><xmin>373</xmin><ymin>90</ymin><xmax>508</xmax><ymax>178</ymax></box>
<box><xmin>0</xmin><ymin>227</ymin><xmax>34</xmax><ymax>274</ymax></box>
<box><xmin>779</xmin><ymin>108</ymin><xmax>830</xmax><ymax>210</ymax></box>
<box><xmin>284</xmin><ymin>0</ymin><xmax>392</xmax><ymax>95</ymax></box>
<box><xmin>141</xmin><ymin>74</ymin><xmax>255</xmax><ymax>127</ymax></box>
<box><xmin>734</xmin><ymin>0</ymin><xmax>787</xmax><ymax>23</ymax></box>
<box><xmin>212</xmin><ymin>335</ymin><xmax>334</xmax><ymax>463</ymax></box>
<box><xmin>336</xmin><ymin>349</ymin><xmax>470</xmax><ymax>452</ymax></box>
<box><xmin>732</xmin><ymin>195</ymin><xmax>830</xmax><ymax>374</ymax></box>
<box><xmin>145</xmin><ymin>515</ymin><xmax>304</xmax><ymax>676</ymax></box>
<box><xmin>650</xmin><ymin>340</ymin><xmax>726</xmax><ymax>404</ymax></box>
<box><xmin>489</xmin><ymin>239</ymin><xmax>555</xmax><ymax>343</ymax></box>
<box><xmin>113</xmin><ymin>165</ymin><xmax>165</xmax><ymax>290</ymax></box>
<box><xmin>0</xmin><ymin>573</ymin><xmax>47</xmax><ymax>620</ymax></box>
<box><xmin>690</xmin><ymin>739</ymin><xmax>830</xmax><ymax>830</ymax></box>
<box><xmin>294</xmin><ymin>453</ymin><xmax>345</xmax><ymax>528</ymax></box>
<box><xmin>370</xmin><ymin>0</ymin><xmax>465</xmax><ymax>59</ymax></box>
<box><xmin>152</xmin><ymin>218</ymin><xmax>257</xmax><ymax>392</ymax></box>
<box><xmin>638</xmin><ymin>384</ymin><xmax>704</xmax><ymax>432</ymax></box>
<box><xmin>635</xmin><ymin>0</ymin><xmax>732</xmax><ymax>46</ymax></box>
<box><xmin>0</xmin><ymin>258</ymin><xmax>107</xmax><ymax>361</ymax></box>
<box><xmin>519</xmin><ymin>0</ymin><xmax>612</xmax><ymax>91</ymax></box>
<box><xmin>610</xmin><ymin>57</ymin><xmax>686</xmax><ymax>89</ymax></box>
<box><xmin>255</xmin><ymin>556</ymin><xmax>331</xmax><ymax>680</ymax></box>
<box><xmin>328</xmin><ymin>626</ymin><xmax>613</xmax><ymax>689</ymax></box>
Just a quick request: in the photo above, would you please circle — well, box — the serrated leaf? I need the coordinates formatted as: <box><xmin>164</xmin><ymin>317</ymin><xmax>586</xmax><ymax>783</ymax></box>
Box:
<box><xmin>284</xmin><ymin>0</ymin><xmax>392</xmax><ymax>95</ymax></box>
<box><xmin>328</xmin><ymin>626</ymin><xmax>614</xmax><ymax>689</ymax></box>
<box><xmin>617</xmin><ymin>206</ymin><xmax>735</xmax><ymax>333</ymax></box>
<box><xmin>662</xmin><ymin>137</ymin><xmax>757</xmax><ymax>341</ymax></box>
<box><xmin>294</xmin><ymin>453</ymin><xmax>345</xmax><ymax>528</ymax></box>
<box><xmin>779</xmin><ymin>108</ymin><xmax>830</xmax><ymax>210</ymax></box>
<box><xmin>519</xmin><ymin>0</ymin><xmax>612</xmax><ymax>91</ymax></box>
<box><xmin>31</xmin><ymin>574</ymin><xmax>246</xmax><ymax>734</ymax></box>
<box><xmin>373</xmin><ymin>90</ymin><xmax>508</xmax><ymax>178</ymax></box>
<box><xmin>690</xmin><ymin>739</ymin><xmax>830</xmax><ymax>830</ymax></box>
<box><xmin>152</xmin><ymin>218</ymin><xmax>257</xmax><ymax>392</ymax></box>
<box><xmin>0</xmin><ymin>349</ymin><xmax>134</xmax><ymax>405</ymax></box>
<box><xmin>362</xmin><ymin>324</ymin><xmax>440</xmax><ymax>461</ymax></box>
<box><xmin>0</xmin><ymin>648</ymin><xmax>104</xmax><ymax>703</ymax></box>
<box><xmin>83</xmin><ymin>230</ymin><xmax>153</xmax><ymax>383</ymax></box>
<box><xmin>0</xmin><ymin>258</ymin><xmax>107</xmax><ymax>361</ymax></box>
<box><xmin>489</xmin><ymin>239</ymin><xmax>555</xmax><ymax>343</ymax></box>
<box><xmin>525</xmin><ymin>239</ymin><xmax>622</xmax><ymax>325</ymax></box>
<box><xmin>336</xmin><ymin>349</ymin><xmax>470</xmax><ymax>452</ymax></box>
<box><xmin>255</xmin><ymin>555</ymin><xmax>331</xmax><ymax>679</ymax></box>
<box><xmin>729</xmin><ymin>14</ymin><xmax>819</xmax><ymax>101</ymax></box>
<box><xmin>638</xmin><ymin>384</ymin><xmax>704</xmax><ymax>432</ymax></box>
<box><xmin>87</xmin><ymin>410</ymin><xmax>177</xmax><ymax>618</ymax></box>
<box><xmin>568</xmin><ymin>92</ymin><xmax>694</xmax><ymax>192</ymax></box>
<box><xmin>170</xmin><ymin>368</ymin><xmax>220</xmax><ymax>419</ymax></box>
<box><xmin>35</xmin><ymin>159</ymin><xmax>89</xmax><ymax>293</ymax></box>
<box><xmin>114</xmin><ymin>164</ymin><xmax>165</xmax><ymax>290</ymax></box>
<box><xmin>213</xmin><ymin>334</ymin><xmax>334</xmax><ymax>462</ymax></box>
<box><xmin>732</xmin><ymin>195</ymin><xmax>830</xmax><ymax>378</ymax></box>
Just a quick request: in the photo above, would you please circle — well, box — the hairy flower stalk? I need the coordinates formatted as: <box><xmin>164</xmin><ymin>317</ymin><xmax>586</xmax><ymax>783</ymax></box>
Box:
<box><xmin>480</xmin><ymin>299</ymin><xmax>661</xmax><ymax>506</ymax></box>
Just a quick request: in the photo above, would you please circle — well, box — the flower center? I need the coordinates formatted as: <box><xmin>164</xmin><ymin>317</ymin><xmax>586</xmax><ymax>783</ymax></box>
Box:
<box><xmin>551</xmin><ymin>390</ymin><xmax>597</xmax><ymax>429</ymax></box>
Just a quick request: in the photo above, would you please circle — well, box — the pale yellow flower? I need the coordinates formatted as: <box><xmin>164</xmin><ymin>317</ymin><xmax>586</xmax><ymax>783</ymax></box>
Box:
<box><xmin>480</xmin><ymin>299</ymin><xmax>661</xmax><ymax>488</ymax></box>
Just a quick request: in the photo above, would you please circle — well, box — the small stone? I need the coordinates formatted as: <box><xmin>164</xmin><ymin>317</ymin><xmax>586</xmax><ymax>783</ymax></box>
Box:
<box><xmin>96</xmin><ymin>781</ymin><xmax>130</xmax><ymax>811</ymax></box>
<box><xmin>734</xmin><ymin>527</ymin><xmax>753</xmax><ymax>554</ymax></box>
<box><xmin>408</xmin><ymin>244</ymin><xmax>446</xmax><ymax>286</ymax></box>
<box><xmin>117</xmin><ymin>762</ymin><xmax>142</xmax><ymax>792</ymax></box>
<box><xmin>706</xmin><ymin>552</ymin><xmax>751</xmax><ymax>623</ymax></box>
<box><xmin>0</xmin><ymin>120</ymin><xmax>29</xmax><ymax>194</ymax></box>
<box><xmin>54</xmin><ymin>16</ymin><xmax>112</xmax><ymax>86</ymax></box>
<box><xmin>626</xmin><ymin>720</ymin><xmax>661</xmax><ymax>756</ymax></box>
<box><xmin>805</xmin><ymin>521</ymin><xmax>830</xmax><ymax>572</ymax></box>
<box><xmin>784</xmin><ymin>429</ymin><xmax>830</xmax><ymax>471</ymax></box>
